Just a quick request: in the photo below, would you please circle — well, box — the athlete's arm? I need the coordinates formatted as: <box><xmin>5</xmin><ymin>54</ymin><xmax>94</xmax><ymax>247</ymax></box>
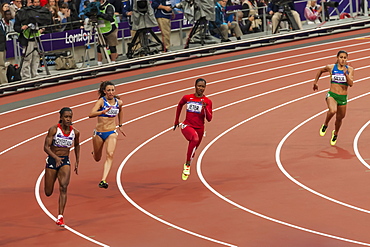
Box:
<box><xmin>174</xmin><ymin>96</ymin><xmax>186</xmax><ymax>130</ymax></box>
<box><xmin>117</xmin><ymin>100</ymin><xmax>126</xmax><ymax>136</ymax></box>
<box><xmin>344</xmin><ymin>66</ymin><xmax>354</xmax><ymax>87</ymax></box>
<box><xmin>88</xmin><ymin>98</ymin><xmax>108</xmax><ymax>118</ymax></box>
<box><xmin>44</xmin><ymin>126</ymin><xmax>63</xmax><ymax>166</ymax></box>
<box><xmin>73</xmin><ymin>129</ymin><xmax>80</xmax><ymax>175</ymax></box>
<box><xmin>313</xmin><ymin>65</ymin><xmax>331</xmax><ymax>91</ymax></box>
<box><xmin>204</xmin><ymin>99</ymin><xmax>213</xmax><ymax>122</ymax></box>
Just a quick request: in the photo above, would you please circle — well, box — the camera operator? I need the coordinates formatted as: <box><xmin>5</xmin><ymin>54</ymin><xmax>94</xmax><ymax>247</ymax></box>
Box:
<box><xmin>14</xmin><ymin>0</ymin><xmax>47</xmax><ymax>79</ymax></box>
<box><xmin>96</xmin><ymin>0</ymin><xmax>118</xmax><ymax>65</ymax></box>
<box><xmin>0</xmin><ymin>17</ymin><xmax>7</xmax><ymax>84</ymax></box>
<box><xmin>268</xmin><ymin>0</ymin><xmax>302</xmax><ymax>33</ymax></box>
<box><xmin>152</xmin><ymin>0</ymin><xmax>173</xmax><ymax>52</ymax></box>
<box><xmin>209</xmin><ymin>0</ymin><xmax>242</xmax><ymax>42</ymax></box>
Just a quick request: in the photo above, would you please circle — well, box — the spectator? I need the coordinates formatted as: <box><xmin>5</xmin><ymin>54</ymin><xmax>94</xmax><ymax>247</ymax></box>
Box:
<box><xmin>152</xmin><ymin>0</ymin><xmax>173</xmax><ymax>52</ymax></box>
<box><xmin>241</xmin><ymin>0</ymin><xmax>262</xmax><ymax>32</ymax></box>
<box><xmin>14</xmin><ymin>0</ymin><xmax>45</xmax><ymax>79</ymax></box>
<box><xmin>304</xmin><ymin>0</ymin><xmax>321</xmax><ymax>24</ymax></box>
<box><xmin>0</xmin><ymin>2</ymin><xmax>10</xmax><ymax>18</ymax></box>
<box><xmin>268</xmin><ymin>0</ymin><xmax>302</xmax><ymax>33</ymax></box>
<box><xmin>236</xmin><ymin>10</ymin><xmax>255</xmax><ymax>34</ymax></box>
<box><xmin>97</xmin><ymin>0</ymin><xmax>118</xmax><ymax>64</ymax></box>
<box><xmin>45</xmin><ymin>0</ymin><xmax>59</xmax><ymax>11</ymax></box>
<box><xmin>210</xmin><ymin>0</ymin><xmax>243</xmax><ymax>42</ymax></box>
<box><xmin>9</xmin><ymin>0</ymin><xmax>22</xmax><ymax>19</ymax></box>
<box><xmin>0</xmin><ymin>17</ymin><xmax>7</xmax><ymax>84</ymax></box>
<box><xmin>58</xmin><ymin>2</ymin><xmax>70</xmax><ymax>24</ymax></box>
<box><xmin>2</xmin><ymin>10</ymin><xmax>15</xmax><ymax>39</ymax></box>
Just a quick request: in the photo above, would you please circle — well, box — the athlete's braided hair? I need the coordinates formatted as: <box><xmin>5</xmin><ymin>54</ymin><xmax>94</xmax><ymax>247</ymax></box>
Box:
<box><xmin>195</xmin><ymin>78</ymin><xmax>206</xmax><ymax>86</ymax></box>
<box><xmin>59</xmin><ymin>107</ymin><xmax>72</xmax><ymax>123</ymax></box>
<box><xmin>98</xmin><ymin>81</ymin><xmax>116</xmax><ymax>98</ymax></box>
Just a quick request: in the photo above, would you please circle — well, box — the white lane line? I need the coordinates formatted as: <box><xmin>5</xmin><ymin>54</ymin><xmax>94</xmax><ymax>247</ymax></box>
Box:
<box><xmin>353</xmin><ymin>121</ymin><xmax>370</xmax><ymax>170</ymax></box>
<box><xmin>1</xmin><ymin>39</ymin><xmax>369</xmax><ymax>129</ymax></box>
<box><xmin>196</xmin><ymin>87</ymin><xmax>370</xmax><ymax>246</ymax></box>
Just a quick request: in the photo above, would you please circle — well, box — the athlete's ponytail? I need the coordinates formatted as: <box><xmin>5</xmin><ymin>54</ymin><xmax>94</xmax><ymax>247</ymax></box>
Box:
<box><xmin>98</xmin><ymin>81</ymin><xmax>115</xmax><ymax>98</ymax></box>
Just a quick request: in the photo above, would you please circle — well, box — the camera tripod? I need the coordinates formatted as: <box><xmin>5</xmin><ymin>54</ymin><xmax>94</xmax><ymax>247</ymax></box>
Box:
<box><xmin>82</xmin><ymin>21</ymin><xmax>111</xmax><ymax>67</ymax></box>
<box><xmin>126</xmin><ymin>28</ymin><xmax>164</xmax><ymax>59</ymax></box>
<box><xmin>19</xmin><ymin>28</ymin><xmax>51</xmax><ymax>77</ymax></box>
<box><xmin>273</xmin><ymin>5</ymin><xmax>300</xmax><ymax>34</ymax></box>
<box><xmin>184</xmin><ymin>17</ymin><xmax>220</xmax><ymax>49</ymax></box>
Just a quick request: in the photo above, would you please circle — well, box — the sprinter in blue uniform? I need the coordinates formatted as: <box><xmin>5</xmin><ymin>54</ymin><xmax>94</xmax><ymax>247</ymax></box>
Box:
<box><xmin>89</xmin><ymin>81</ymin><xmax>125</xmax><ymax>189</ymax></box>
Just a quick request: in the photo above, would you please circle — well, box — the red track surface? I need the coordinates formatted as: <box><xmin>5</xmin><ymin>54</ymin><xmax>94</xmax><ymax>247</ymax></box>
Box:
<box><xmin>2</xmin><ymin>29</ymin><xmax>370</xmax><ymax>246</ymax></box>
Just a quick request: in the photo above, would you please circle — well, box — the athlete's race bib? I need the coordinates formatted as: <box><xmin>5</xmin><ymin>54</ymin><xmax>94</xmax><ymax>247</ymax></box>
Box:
<box><xmin>187</xmin><ymin>101</ymin><xmax>202</xmax><ymax>113</ymax></box>
<box><xmin>106</xmin><ymin>107</ymin><xmax>119</xmax><ymax>116</ymax></box>
<box><xmin>332</xmin><ymin>74</ymin><xmax>346</xmax><ymax>83</ymax></box>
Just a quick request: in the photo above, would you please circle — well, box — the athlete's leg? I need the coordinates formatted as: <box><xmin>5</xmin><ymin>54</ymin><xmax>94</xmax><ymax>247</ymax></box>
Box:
<box><xmin>181</xmin><ymin>126</ymin><xmax>200</xmax><ymax>165</ymax></box>
<box><xmin>101</xmin><ymin>132</ymin><xmax>118</xmax><ymax>181</ymax></box>
<box><xmin>57</xmin><ymin>164</ymin><xmax>71</xmax><ymax>215</ymax></box>
<box><xmin>44</xmin><ymin>168</ymin><xmax>58</xmax><ymax>196</ymax></box>
<box><xmin>92</xmin><ymin>133</ymin><xmax>105</xmax><ymax>162</ymax></box>
<box><xmin>324</xmin><ymin>97</ymin><xmax>338</xmax><ymax>126</ymax></box>
<box><xmin>194</xmin><ymin>127</ymin><xmax>204</xmax><ymax>149</ymax></box>
<box><xmin>334</xmin><ymin>104</ymin><xmax>347</xmax><ymax>135</ymax></box>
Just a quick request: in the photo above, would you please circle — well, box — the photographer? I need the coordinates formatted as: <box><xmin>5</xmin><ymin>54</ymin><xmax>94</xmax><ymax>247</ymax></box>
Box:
<box><xmin>96</xmin><ymin>0</ymin><xmax>118</xmax><ymax>65</ymax></box>
<box><xmin>14</xmin><ymin>0</ymin><xmax>50</xmax><ymax>79</ymax></box>
<box><xmin>268</xmin><ymin>0</ymin><xmax>302</xmax><ymax>33</ymax></box>
<box><xmin>0</xmin><ymin>17</ymin><xmax>7</xmax><ymax>84</ymax></box>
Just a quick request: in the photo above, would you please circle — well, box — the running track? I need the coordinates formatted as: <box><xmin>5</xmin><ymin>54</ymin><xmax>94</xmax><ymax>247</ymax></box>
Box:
<box><xmin>1</xmin><ymin>28</ymin><xmax>370</xmax><ymax>247</ymax></box>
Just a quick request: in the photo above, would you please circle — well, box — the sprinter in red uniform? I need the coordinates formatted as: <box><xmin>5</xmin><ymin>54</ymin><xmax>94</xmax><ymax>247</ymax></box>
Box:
<box><xmin>174</xmin><ymin>78</ymin><xmax>213</xmax><ymax>180</ymax></box>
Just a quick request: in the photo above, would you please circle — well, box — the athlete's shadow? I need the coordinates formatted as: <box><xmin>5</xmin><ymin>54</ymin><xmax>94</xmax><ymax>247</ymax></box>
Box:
<box><xmin>316</xmin><ymin>146</ymin><xmax>356</xmax><ymax>160</ymax></box>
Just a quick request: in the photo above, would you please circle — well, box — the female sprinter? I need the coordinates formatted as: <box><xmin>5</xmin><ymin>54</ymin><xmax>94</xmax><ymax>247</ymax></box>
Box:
<box><xmin>313</xmin><ymin>50</ymin><xmax>354</xmax><ymax>145</ymax></box>
<box><xmin>89</xmin><ymin>81</ymin><xmax>125</xmax><ymax>189</ymax></box>
<box><xmin>44</xmin><ymin>107</ymin><xmax>80</xmax><ymax>227</ymax></box>
<box><xmin>174</xmin><ymin>78</ymin><xmax>213</xmax><ymax>180</ymax></box>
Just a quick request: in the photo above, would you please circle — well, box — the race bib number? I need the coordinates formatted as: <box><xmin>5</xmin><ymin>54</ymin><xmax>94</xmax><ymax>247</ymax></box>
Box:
<box><xmin>332</xmin><ymin>74</ymin><xmax>346</xmax><ymax>83</ymax></box>
<box><xmin>187</xmin><ymin>101</ymin><xmax>202</xmax><ymax>113</ymax></box>
<box><xmin>107</xmin><ymin>108</ymin><xmax>119</xmax><ymax>116</ymax></box>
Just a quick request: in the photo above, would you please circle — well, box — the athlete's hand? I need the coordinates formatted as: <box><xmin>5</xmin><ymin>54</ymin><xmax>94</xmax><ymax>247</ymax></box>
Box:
<box><xmin>313</xmin><ymin>83</ymin><xmax>319</xmax><ymax>91</ymax></box>
<box><xmin>118</xmin><ymin>126</ymin><xmax>126</xmax><ymax>136</ymax></box>
<box><xmin>173</xmin><ymin>124</ymin><xmax>179</xmax><ymax>130</ymax></box>
<box><xmin>74</xmin><ymin>163</ymin><xmax>79</xmax><ymax>175</ymax></box>
<box><xmin>101</xmin><ymin>107</ymin><xmax>112</xmax><ymax>114</ymax></box>
<box><xmin>55</xmin><ymin>157</ymin><xmax>63</xmax><ymax>167</ymax></box>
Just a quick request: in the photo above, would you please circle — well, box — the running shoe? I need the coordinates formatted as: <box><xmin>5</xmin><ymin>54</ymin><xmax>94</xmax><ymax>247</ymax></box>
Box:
<box><xmin>319</xmin><ymin>124</ymin><xmax>328</xmax><ymax>136</ymax></box>
<box><xmin>330</xmin><ymin>130</ymin><xmax>337</xmax><ymax>146</ymax></box>
<box><xmin>56</xmin><ymin>217</ymin><xmax>65</xmax><ymax>227</ymax></box>
<box><xmin>99</xmin><ymin>180</ymin><xmax>109</xmax><ymax>189</ymax></box>
<box><xmin>182</xmin><ymin>164</ymin><xmax>190</xmax><ymax>181</ymax></box>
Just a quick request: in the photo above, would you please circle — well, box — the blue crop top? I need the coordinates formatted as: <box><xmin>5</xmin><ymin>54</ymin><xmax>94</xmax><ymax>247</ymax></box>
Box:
<box><xmin>331</xmin><ymin>64</ymin><xmax>348</xmax><ymax>86</ymax></box>
<box><xmin>98</xmin><ymin>97</ymin><xmax>119</xmax><ymax>118</ymax></box>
